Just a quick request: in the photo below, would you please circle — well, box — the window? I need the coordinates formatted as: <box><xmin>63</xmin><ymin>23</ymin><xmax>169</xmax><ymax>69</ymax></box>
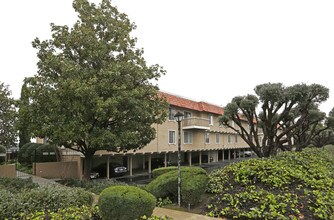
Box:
<box><xmin>184</xmin><ymin>111</ymin><xmax>192</xmax><ymax>119</ymax></box>
<box><xmin>209</xmin><ymin>114</ymin><xmax>214</xmax><ymax>126</ymax></box>
<box><xmin>235</xmin><ymin>134</ymin><xmax>238</xmax><ymax>143</ymax></box>
<box><xmin>205</xmin><ymin>132</ymin><xmax>210</xmax><ymax>144</ymax></box>
<box><xmin>228</xmin><ymin>134</ymin><xmax>231</xmax><ymax>144</ymax></box>
<box><xmin>168</xmin><ymin>130</ymin><xmax>176</xmax><ymax>144</ymax></box>
<box><xmin>168</xmin><ymin>108</ymin><xmax>175</xmax><ymax>120</ymax></box>
<box><xmin>184</xmin><ymin>131</ymin><xmax>192</xmax><ymax>144</ymax></box>
<box><xmin>215</xmin><ymin>133</ymin><xmax>220</xmax><ymax>144</ymax></box>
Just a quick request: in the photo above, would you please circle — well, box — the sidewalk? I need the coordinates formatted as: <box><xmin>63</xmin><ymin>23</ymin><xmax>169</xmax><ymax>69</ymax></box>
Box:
<box><xmin>153</xmin><ymin>207</ymin><xmax>223</xmax><ymax>220</ymax></box>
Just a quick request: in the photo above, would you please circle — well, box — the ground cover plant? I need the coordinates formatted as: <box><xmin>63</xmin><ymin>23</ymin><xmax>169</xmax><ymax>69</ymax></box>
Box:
<box><xmin>206</xmin><ymin>147</ymin><xmax>334</xmax><ymax>219</ymax></box>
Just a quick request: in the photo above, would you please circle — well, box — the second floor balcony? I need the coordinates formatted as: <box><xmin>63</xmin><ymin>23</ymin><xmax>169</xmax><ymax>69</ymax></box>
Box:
<box><xmin>182</xmin><ymin>117</ymin><xmax>210</xmax><ymax>130</ymax></box>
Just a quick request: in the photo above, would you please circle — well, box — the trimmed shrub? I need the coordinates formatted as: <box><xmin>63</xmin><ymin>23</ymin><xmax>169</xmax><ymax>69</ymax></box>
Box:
<box><xmin>20</xmin><ymin>206</ymin><xmax>101</xmax><ymax>220</ymax></box>
<box><xmin>0</xmin><ymin>177</ymin><xmax>38</xmax><ymax>193</ymax></box>
<box><xmin>0</xmin><ymin>185</ymin><xmax>93</xmax><ymax>219</ymax></box>
<box><xmin>98</xmin><ymin>185</ymin><xmax>156</xmax><ymax>220</ymax></box>
<box><xmin>146</xmin><ymin>167</ymin><xmax>208</xmax><ymax>206</ymax></box>
<box><xmin>59</xmin><ymin>178</ymin><xmax>126</xmax><ymax>194</ymax></box>
<box><xmin>18</xmin><ymin>142</ymin><xmax>33</xmax><ymax>164</ymax></box>
<box><xmin>25</xmin><ymin>143</ymin><xmax>42</xmax><ymax>165</ymax></box>
<box><xmin>152</xmin><ymin>166</ymin><xmax>207</xmax><ymax>178</ymax></box>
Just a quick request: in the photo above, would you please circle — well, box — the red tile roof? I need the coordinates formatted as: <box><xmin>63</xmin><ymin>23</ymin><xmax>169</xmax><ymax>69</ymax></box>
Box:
<box><xmin>159</xmin><ymin>91</ymin><xmax>224</xmax><ymax>115</ymax></box>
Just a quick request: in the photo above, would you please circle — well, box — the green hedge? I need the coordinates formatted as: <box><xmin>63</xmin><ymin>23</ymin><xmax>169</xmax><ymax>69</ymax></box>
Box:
<box><xmin>152</xmin><ymin>166</ymin><xmax>207</xmax><ymax>178</ymax></box>
<box><xmin>146</xmin><ymin>167</ymin><xmax>208</xmax><ymax>206</ymax></box>
<box><xmin>35</xmin><ymin>144</ymin><xmax>60</xmax><ymax>163</ymax></box>
<box><xmin>98</xmin><ymin>185</ymin><xmax>156</xmax><ymax>220</ymax></box>
<box><xmin>0</xmin><ymin>185</ymin><xmax>93</xmax><ymax>219</ymax></box>
<box><xmin>0</xmin><ymin>177</ymin><xmax>38</xmax><ymax>193</ymax></box>
<box><xmin>206</xmin><ymin>148</ymin><xmax>334</xmax><ymax>219</ymax></box>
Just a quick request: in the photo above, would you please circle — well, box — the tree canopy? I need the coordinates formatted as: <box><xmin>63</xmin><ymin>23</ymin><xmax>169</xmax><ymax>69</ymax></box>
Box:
<box><xmin>25</xmin><ymin>0</ymin><xmax>167</xmax><ymax>179</ymax></box>
<box><xmin>220</xmin><ymin>83</ymin><xmax>329</xmax><ymax>157</ymax></box>
<box><xmin>0</xmin><ymin>82</ymin><xmax>17</xmax><ymax>148</ymax></box>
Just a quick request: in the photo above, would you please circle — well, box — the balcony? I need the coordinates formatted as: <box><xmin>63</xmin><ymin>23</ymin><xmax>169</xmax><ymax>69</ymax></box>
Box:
<box><xmin>182</xmin><ymin>117</ymin><xmax>210</xmax><ymax>130</ymax></box>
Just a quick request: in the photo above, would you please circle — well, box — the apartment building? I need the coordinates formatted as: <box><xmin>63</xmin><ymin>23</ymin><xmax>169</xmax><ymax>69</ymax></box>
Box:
<box><xmin>93</xmin><ymin>91</ymin><xmax>252</xmax><ymax>176</ymax></box>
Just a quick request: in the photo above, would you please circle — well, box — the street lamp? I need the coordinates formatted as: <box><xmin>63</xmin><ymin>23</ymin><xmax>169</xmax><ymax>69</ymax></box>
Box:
<box><xmin>174</xmin><ymin>111</ymin><xmax>184</xmax><ymax>207</ymax></box>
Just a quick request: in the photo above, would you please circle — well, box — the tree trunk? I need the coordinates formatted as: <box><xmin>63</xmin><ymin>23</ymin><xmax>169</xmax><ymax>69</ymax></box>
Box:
<box><xmin>83</xmin><ymin>150</ymin><xmax>95</xmax><ymax>180</ymax></box>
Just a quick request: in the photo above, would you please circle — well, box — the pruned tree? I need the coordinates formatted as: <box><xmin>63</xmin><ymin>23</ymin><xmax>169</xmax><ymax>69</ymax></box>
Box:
<box><xmin>220</xmin><ymin>83</ymin><xmax>329</xmax><ymax>157</ymax></box>
<box><xmin>17</xmin><ymin>79</ymin><xmax>31</xmax><ymax>148</ymax></box>
<box><xmin>311</xmin><ymin>108</ymin><xmax>334</xmax><ymax>148</ymax></box>
<box><xmin>0</xmin><ymin>82</ymin><xmax>17</xmax><ymax>148</ymax></box>
<box><xmin>25</xmin><ymin>0</ymin><xmax>167</xmax><ymax>179</ymax></box>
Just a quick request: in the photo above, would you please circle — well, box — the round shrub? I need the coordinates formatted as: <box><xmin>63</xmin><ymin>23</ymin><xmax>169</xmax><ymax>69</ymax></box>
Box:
<box><xmin>25</xmin><ymin>143</ymin><xmax>42</xmax><ymax>164</ymax></box>
<box><xmin>98</xmin><ymin>185</ymin><xmax>156</xmax><ymax>220</ymax></box>
<box><xmin>146</xmin><ymin>166</ymin><xmax>208</xmax><ymax>206</ymax></box>
<box><xmin>18</xmin><ymin>142</ymin><xmax>33</xmax><ymax>164</ymax></box>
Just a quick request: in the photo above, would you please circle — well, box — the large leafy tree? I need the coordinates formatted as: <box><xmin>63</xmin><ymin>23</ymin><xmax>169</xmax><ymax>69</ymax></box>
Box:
<box><xmin>0</xmin><ymin>82</ymin><xmax>17</xmax><ymax>148</ymax></box>
<box><xmin>26</xmin><ymin>0</ymin><xmax>167</xmax><ymax>179</ymax></box>
<box><xmin>311</xmin><ymin>108</ymin><xmax>334</xmax><ymax>148</ymax></box>
<box><xmin>220</xmin><ymin>83</ymin><xmax>329</xmax><ymax>157</ymax></box>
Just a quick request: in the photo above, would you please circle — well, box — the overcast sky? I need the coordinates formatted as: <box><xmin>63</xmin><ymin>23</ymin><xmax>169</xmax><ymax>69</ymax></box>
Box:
<box><xmin>1</xmin><ymin>0</ymin><xmax>333</xmax><ymax>113</ymax></box>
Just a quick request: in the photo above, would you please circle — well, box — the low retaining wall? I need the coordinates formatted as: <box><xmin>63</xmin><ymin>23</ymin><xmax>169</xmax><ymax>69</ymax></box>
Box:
<box><xmin>0</xmin><ymin>164</ymin><xmax>16</xmax><ymax>178</ymax></box>
<box><xmin>34</xmin><ymin>161</ymin><xmax>81</xmax><ymax>180</ymax></box>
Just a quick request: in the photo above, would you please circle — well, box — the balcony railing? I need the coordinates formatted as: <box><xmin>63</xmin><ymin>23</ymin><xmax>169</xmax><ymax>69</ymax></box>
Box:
<box><xmin>182</xmin><ymin>117</ymin><xmax>210</xmax><ymax>130</ymax></box>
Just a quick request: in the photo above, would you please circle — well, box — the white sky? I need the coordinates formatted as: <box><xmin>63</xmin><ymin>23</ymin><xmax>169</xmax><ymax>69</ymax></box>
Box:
<box><xmin>1</xmin><ymin>0</ymin><xmax>333</xmax><ymax>113</ymax></box>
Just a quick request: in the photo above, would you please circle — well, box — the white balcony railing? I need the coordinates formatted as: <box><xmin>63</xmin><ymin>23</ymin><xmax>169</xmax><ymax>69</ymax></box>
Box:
<box><xmin>182</xmin><ymin>117</ymin><xmax>210</xmax><ymax>130</ymax></box>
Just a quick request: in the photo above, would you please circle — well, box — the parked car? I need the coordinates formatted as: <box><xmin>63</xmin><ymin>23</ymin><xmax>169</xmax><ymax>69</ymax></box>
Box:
<box><xmin>92</xmin><ymin>162</ymin><xmax>127</xmax><ymax>178</ymax></box>
<box><xmin>90</xmin><ymin>172</ymin><xmax>100</xmax><ymax>179</ymax></box>
<box><xmin>243</xmin><ymin>150</ymin><xmax>252</xmax><ymax>157</ymax></box>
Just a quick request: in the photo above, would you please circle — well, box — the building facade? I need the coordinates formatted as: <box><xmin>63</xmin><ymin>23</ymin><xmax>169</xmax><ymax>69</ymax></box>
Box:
<box><xmin>92</xmin><ymin>91</ymin><xmax>252</xmax><ymax>176</ymax></box>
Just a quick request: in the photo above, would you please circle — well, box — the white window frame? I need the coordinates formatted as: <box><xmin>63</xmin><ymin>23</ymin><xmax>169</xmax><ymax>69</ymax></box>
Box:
<box><xmin>215</xmin><ymin>133</ymin><xmax>220</xmax><ymax>144</ymax></box>
<box><xmin>205</xmin><ymin>132</ymin><xmax>210</xmax><ymax>144</ymax></box>
<box><xmin>209</xmin><ymin>114</ymin><xmax>214</xmax><ymax>126</ymax></box>
<box><xmin>235</xmin><ymin>134</ymin><xmax>238</xmax><ymax>143</ymax></box>
<box><xmin>184</xmin><ymin>131</ymin><xmax>192</xmax><ymax>144</ymax></box>
<box><xmin>228</xmin><ymin>134</ymin><xmax>231</xmax><ymax>144</ymax></box>
<box><xmin>168</xmin><ymin>130</ymin><xmax>176</xmax><ymax>144</ymax></box>
<box><xmin>184</xmin><ymin>111</ymin><xmax>192</xmax><ymax>119</ymax></box>
<box><xmin>168</xmin><ymin>107</ymin><xmax>175</xmax><ymax>121</ymax></box>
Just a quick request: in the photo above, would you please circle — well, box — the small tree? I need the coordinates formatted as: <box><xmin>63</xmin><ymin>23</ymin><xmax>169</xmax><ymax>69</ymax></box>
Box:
<box><xmin>17</xmin><ymin>80</ymin><xmax>32</xmax><ymax>148</ymax></box>
<box><xmin>0</xmin><ymin>82</ymin><xmax>17</xmax><ymax>148</ymax></box>
<box><xmin>26</xmin><ymin>0</ymin><xmax>167</xmax><ymax>179</ymax></box>
<box><xmin>220</xmin><ymin>83</ymin><xmax>329</xmax><ymax>157</ymax></box>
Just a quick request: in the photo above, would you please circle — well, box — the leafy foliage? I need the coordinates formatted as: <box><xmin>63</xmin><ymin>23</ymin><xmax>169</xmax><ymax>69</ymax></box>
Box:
<box><xmin>146</xmin><ymin>166</ymin><xmax>208</xmax><ymax>206</ymax></box>
<box><xmin>220</xmin><ymin>83</ymin><xmax>329</xmax><ymax>157</ymax></box>
<box><xmin>25</xmin><ymin>0</ymin><xmax>167</xmax><ymax>179</ymax></box>
<box><xmin>98</xmin><ymin>185</ymin><xmax>156</xmax><ymax>220</ymax></box>
<box><xmin>206</xmin><ymin>147</ymin><xmax>334</xmax><ymax>219</ymax></box>
<box><xmin>0</xmin><ymin>184</ymin><xmax>93</xmax><ymax>219</ymax></box>
<box><xmin>0</xmin><ymin>82</ymin><xmax>17</xmax><ymax>148</ymax></box>
<box><xmin>0</xmin><ymin>177</ymin><xmax>38</xmax><ymax>193</ymax></box>
<box><xmin>17</xmin><ymin>80</ymin><xmax>32</xmax><ymax>148</ymax></box>
<box><xmin>58</xmin><ymin>178</ymin><xmax>126</xmax><ymax>194</ymax></box>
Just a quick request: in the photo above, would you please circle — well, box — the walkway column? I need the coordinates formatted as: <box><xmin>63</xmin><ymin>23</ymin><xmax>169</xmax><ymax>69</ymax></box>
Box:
<box><xmin>148</xmin><ymin>154</ymin><xmax>152</xmax><ymax>173</ymax></box>
<box><xmin>228</xmin><ymin>149</ymin><xmax>231</xmax><ymax>160</ymax></box>
<box><xmin>222</xmin><ymin>150</ymin><xmax>225</xmax><ymax>161</ymax></box>
<box><xmin>199</xmin><ymin>151</ymin><xmax>202</xmax><ymax>165</ymax></box>
<box><xmin>189</xmin><ymin>151</ymin><xmax>192</xmax><ymax>166</ymax></box>
<box><xmin>238</xmin><ymin>149</ymin><xmax>241</xmax><ymax>159</ymax></box>
<box><xmin>164</xmin><ymin>153</ymin><xmax>167</xmax><ymax>167</ymax></box>
<box><xmin>107</xmin><ymin>156</ymin><xmax>110</xmax><ymax>179</ymax></box>
<box><xmin>129</xmin><ymin>155</ymin><xmax>133</xmax><ymax>176</ymax></box>
<box><xmin>142</xmin><ymin>155</ymin><xmax>146</xmax><ymax>170</ymax></box>
<box><xmin>208</xmin><ymin>151</ymin><xmax>211</xmax><ymax>164</ymax></box>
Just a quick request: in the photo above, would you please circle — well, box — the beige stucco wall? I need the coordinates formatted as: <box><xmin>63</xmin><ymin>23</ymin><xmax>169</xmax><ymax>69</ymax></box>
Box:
<box><xmin>34</xmin><ymin>161</ymin><xmax>81</xmax><ymax>179</ymax></box>
<box><xmin>0</xmin><ymin>164</ymin><xmax>16</xmax><ymax>178</ymax></box>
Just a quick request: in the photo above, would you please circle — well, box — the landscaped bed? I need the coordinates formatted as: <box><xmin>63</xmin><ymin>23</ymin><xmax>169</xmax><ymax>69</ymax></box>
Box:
<box><xmin>204</xmin><ymin>146</ymin><xmax>334</xmax><ymax>219</ymax></box>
